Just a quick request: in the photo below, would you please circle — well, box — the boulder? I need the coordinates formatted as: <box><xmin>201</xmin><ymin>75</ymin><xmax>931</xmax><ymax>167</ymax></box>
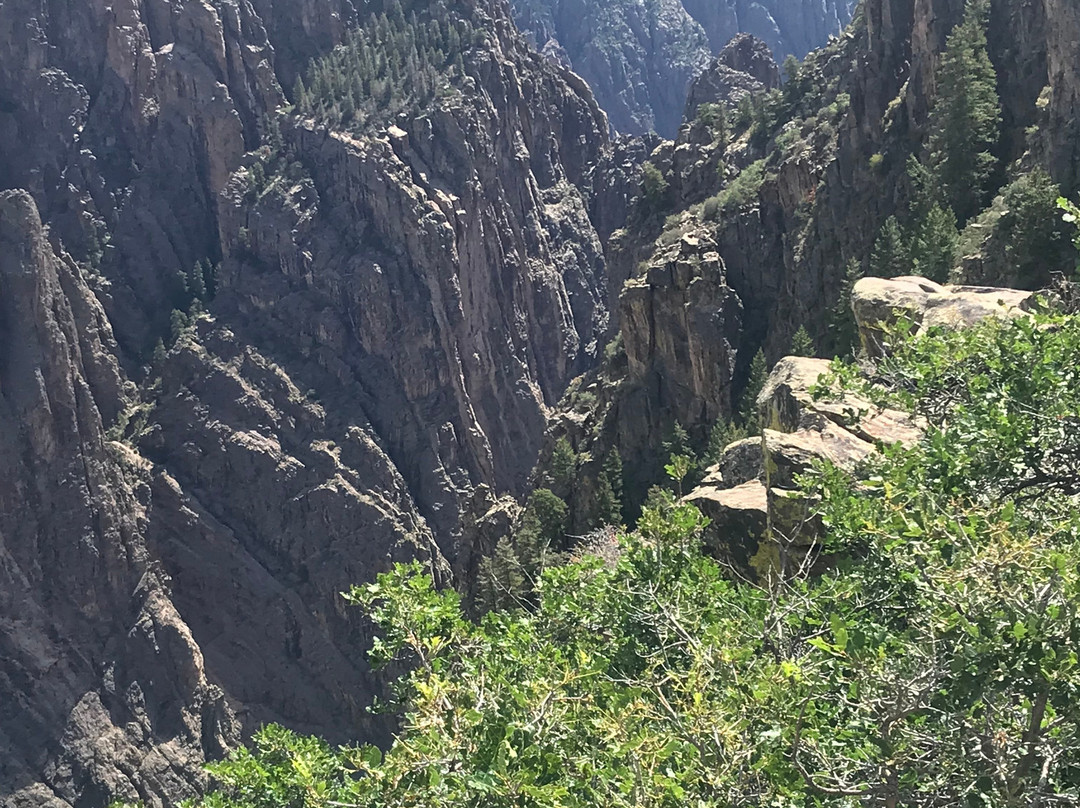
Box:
<box><xmin>718</xmin><ymin>437</ymin><xmax>765</xmax><ymax>488</ymax></box>
<box><xmin>763</xmin><ymin>423</ymin><xmax>876</xmax><ymax>489</ymax></box>
<box><xmin>686</xmin><ymin>481</ymin><xmax>768</xmax><ymax>570</ymax></box>
<box><xmin>757</xmin><ymin>355</ymin><xmax>922</xmax><ymax>446</ymax></box>
<box><xmin>757</xmin><ymin>356</ymin><xmax>835</xmax><ymax>432</ymax></box>
<box><xmin>852</xmin><ymin>276</ymin><xmax>1037</xmax><ymax>357</ymax></box>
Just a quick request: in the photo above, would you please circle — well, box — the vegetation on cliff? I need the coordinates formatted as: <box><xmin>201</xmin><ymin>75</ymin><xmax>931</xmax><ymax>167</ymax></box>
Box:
<box><xmin>292</xmin><ymin>1</ymin><xmax>479</xmax><ymax>133</ymax></box>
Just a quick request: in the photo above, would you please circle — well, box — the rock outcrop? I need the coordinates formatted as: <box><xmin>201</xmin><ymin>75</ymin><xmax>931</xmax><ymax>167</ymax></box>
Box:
<box><xmin>687</xmin><ymin>275</ymin><xmax>1040</xmax><ymax>577</ymax></box>
<box><xmin>852</xmin><ymin>276</ymin><xmax>1039</xmax><ymax>357</ymax></box>
<box><xmin>684</xmin><ymin>34</ymin><xmax>782</xmax><ymax>120</ymax></box>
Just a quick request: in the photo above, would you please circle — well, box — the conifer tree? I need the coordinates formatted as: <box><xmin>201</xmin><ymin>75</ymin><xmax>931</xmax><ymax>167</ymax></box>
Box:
<box><xmin>514</xmin><ymin>488</ymin><xmax>568</xmax><ymax>576</ymax></box>
<box><xmin>187</xmin><ymin>261</ymin><xmax>206</xmax><ymax>301</ymax></box>
<box><xmin>705</xmin><ymin>419</ymin><xmax>748</xmax><ymax>466</ymax></box>
<box><xmin>829</xmin><ymin>258</ymin><xmax>864</xmax><ymax>356</ymax></box>
<box><xmin>927</xmin><ymin>0</ymin><xmax>1001</xmax><ymax>224</ymax></box>
<box><xmin>592</xmin><ymin>451</ymin><xmax>624</xmax><ymax>528</ymax></box>
<box><xmin>478</xmin><ymin>537</ymin><xmax>525</xmax><ymax>612</ymax></box>
<box><xmin>738</xmin><ymin>350</ymin><xmax>768</xmax><ymax>431</ymax></box>
<box><xmin>870</xmin><ymin>216</ymin><xmax>908</xmax><ymax>279</ymax></box>
<box><xmin>909</xmin><ymin>203</ymin><xmax>958</xmax><ymax>283</ymax></box>
<box><xmin>790</xmin><ymin>325</ymin><xmax>815</xmax><ymax>357</ymax></box>
<box><xmin>546</xmin><ymin>438</ymin><xmax>577</xmax><ymax>499</ymax></box>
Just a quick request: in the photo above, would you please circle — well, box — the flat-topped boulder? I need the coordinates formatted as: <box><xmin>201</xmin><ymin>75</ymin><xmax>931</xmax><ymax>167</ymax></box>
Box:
<box><xmin>685</xmin><ymin>481</ymin><xmax>768</xmax><ymax>570</ymax></box>
<box><xmin>852</xmin><ymin>276</ymin><xmax>1037</xmax><ymax>357</ymax></box>
<box><xmin>757</xmin><ymin>355</ymin><xmax>923</xmax><ymax>446</ymax></box>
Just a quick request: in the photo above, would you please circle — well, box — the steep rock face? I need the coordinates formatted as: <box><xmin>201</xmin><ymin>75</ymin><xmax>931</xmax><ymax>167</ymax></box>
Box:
<box><xmin>681</xmin><ymin>0</ymin><xmax>856</xmax><ymax>60</ymax></box>
<box><xmin>0</xmin><ymin>0</ymin><xmax>616</xmax><ymax>805</ymax></box>
<box><xmin>1043</xmin><ymin>0</ymin><xmax>1080</xmax><ymax>190</ymax></box>
<box><xmin>511</xmin><ymin>0</ymin><xmax>854</xmax><ymax>137</ymax></box>
<box><xmin>0</xmin><ymin>0</ymin><xmax>302</xmax><ymax>349</ymax></box>
<box><xmin>218</xmin><ymin>11</ymin><xmax>610</xmax><ymax>540</ymax></box>
<box><xmin>513</xmin><ymin>0</ymin><xmax>712</xmax><ymax>136</ymax></box>
<box><xmin>0</xmin><ymin>191</ymin><xmax>235</xmax><ymax>808</ymax></box>
<box><xmin>620</xmin><ymin>233</ymin><xmax>742</xmax><ymax>433</ymax></box>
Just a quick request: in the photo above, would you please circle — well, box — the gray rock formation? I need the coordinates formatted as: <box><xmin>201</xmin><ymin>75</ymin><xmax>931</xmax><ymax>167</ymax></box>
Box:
<box><xmin>851</xmin><ymin>276</ymin><xmax>1038</xmax><ymax>357</ymax></box>
<box><xmin>0</xmin><ymin>190</ymin><xmax>236</xmax><ymax>807</ymax></box>
<box><xmin>687</xmin><ymin>275</ymin><xmax>1041</xmax><ymax>576</ymax></box>
<box><xmin>684</xmin><ymin>33</ymin><xmax>782</xmax><ymax>120</ymax></box>
<box><xmin>511</xmin><ymin>0</ymin><xmax>854</xmax><ymax>136</ymax></box>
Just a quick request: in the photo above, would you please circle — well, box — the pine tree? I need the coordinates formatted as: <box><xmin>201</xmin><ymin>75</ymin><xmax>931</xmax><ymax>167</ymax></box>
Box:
<box><xmin>546</xmin><ymin>438</ymin><xmax>577</xmax><ymax>498</ymax></box>
<box><xmin>169</xmin><ymin>308</ymin><xmax>189</xmax><ymax>345</ymax></box>
<box><xmin>790</xmin><ymin>326</ymin><xmax>815</xmax><ymax>357</ymax></box>
<box><xmin>478</xmin><ymin>537</ymin><xmax>525</xmax><ymax>612</ymax></box>
<box><xmin>738</xmin><ymin>350</ymin><xmax>768</xmax><ymax>432</ymax></box>
<box><xmin>293</xmin><ymin>76</ymin><xmax>309</xmax><ymax>111</ymax></box>
<box><xmin>870</xmin><ymin>216</ymin><xmax>909</xmax><ymax>279</ymax></box>
<box><xmin>909</xmin><ymin>203</ymin><xmax>958</xmax><ymax>283</ymax></box>
<box><xmin>927</xmin><ymin>0</ymin><xmax>1001</xmax><ymax>224</ymax></box>
<box><xmin>188</xmin><ymin>261</ymin><xmax>206</xmax><ymax>300</ymax></box>
<box><xmin>661</xmin><ymin>422</ymin><xmax>694</xmax><ymax>465</ymax></box>
<box><xmin>705</xmin><ymin>419</ymin><xmax>748</xmax><ymax>466</ymax></box>
<box><xmin>515</xmin><ymin>488</ymin><xmax>568</xmax><ymax>576</ymax></box>
<box><xmin>829</xmin><ymin>258</ymin><xmax>865</xmax><ymax>356</ymax></box>
<box><xmin>592</xmin><ymin>451</ymin><xmax>624</xmax><ymax>528</ymax></box>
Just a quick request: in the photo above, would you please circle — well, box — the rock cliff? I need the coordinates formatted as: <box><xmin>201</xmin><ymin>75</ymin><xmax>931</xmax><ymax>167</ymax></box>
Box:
<box><xmin>0</xmin><ymin>190</ymin><xmax>235</xmax><ymax>807</ymax></box>
<box><xmin>0</xmin><ymin>0</ymin><xmax>614</xmax><ymax>804</ymax></box>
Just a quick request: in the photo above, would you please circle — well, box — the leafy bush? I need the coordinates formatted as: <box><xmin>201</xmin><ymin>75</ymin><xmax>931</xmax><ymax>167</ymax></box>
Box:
<box><xmin>702</xmin><ymin>159</ymin><xmax>767</xmax><ymax>220</ymax></box>
<box><xmin>638</xmin><ymin>161</ymin><xmax>670</xmax><ymax>217</ymax></box>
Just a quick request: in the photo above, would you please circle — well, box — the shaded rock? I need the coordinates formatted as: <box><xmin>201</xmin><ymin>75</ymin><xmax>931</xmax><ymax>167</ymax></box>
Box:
<box><xmin>719</xmin><ymin>437</ymin><xmax>765</xmax><ymax>488</ymax></box>
<box><xmin>620</xmin><ymin>230</ymin><xmax>741</xmax><ymax>432</ymax></box>
<box><xmin>512</xmin><ymin>0</ymin><xmax>853</xmax><ymax>137</ymax></box>
<box><xmin>685</xmin><ymin>480</ymin><xmax>768</xmax><ymax>569</ymax></box>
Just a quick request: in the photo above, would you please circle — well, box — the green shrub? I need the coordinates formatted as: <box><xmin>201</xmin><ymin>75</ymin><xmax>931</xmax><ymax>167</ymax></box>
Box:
<box><xmin>714</xmin><ymin>159</ymin><xmax>767</xmax><ymax>214</ymax></box>
<box><xmin>639</xmin><ymin>161</ymin><xmax>670</xmax><ymax>216</ymax></box>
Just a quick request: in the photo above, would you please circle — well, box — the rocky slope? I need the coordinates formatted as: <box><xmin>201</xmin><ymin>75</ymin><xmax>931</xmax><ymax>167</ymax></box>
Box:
<box><xmin>0</xmin><ymin>0</ymin><xmax>623</xmax><ymax>805</ymax></box>
<box><xmin>0</xmin><ymin>190</ymin><xmax>235</xmax><ymax>807</ymax></box>
<box><xmin>511</xmin><ymin>0</ymin><xmax>855</xmax><ymax>135</ymax></box>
